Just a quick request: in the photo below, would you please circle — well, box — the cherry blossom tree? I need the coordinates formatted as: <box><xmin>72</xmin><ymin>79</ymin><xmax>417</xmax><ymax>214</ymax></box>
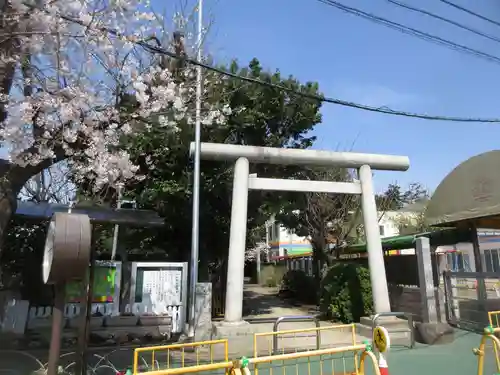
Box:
<box><xmin>20</xmin><ymin>161</ymin><xmax>75</xmax><ymax>203</ymax></box>
<box><xmin>0</xmin><ymin>0</ymin><xmax>230</xmax><ymax>247</ymax></box>
<box><xmin>245</xmin><ymin>241</ymin><xmax>269</xmax><ymax>262</ymax></box>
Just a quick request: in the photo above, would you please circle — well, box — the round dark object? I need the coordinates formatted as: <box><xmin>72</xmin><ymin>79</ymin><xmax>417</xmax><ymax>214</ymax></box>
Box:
<box><xmin>42</xmin><ymin>212</ymin><xmax>92</xmax><ymax>284</ymax></box>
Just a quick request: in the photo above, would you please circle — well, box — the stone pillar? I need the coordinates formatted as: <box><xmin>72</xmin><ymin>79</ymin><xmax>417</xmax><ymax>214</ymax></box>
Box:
<box><xmin>416</xmin><ymin>237</ymin><xmax>438</xmax><ymax>323</ymax></box>
<box><xmin>470</xmin><ymin>225</ymin><xmax>488</xmax><ymax>316</ymax></box>
<box><xmin>224</xmin><ymin>157</ymin><xmax>249</xmax><ymax>323</ymax></box>
<box><xmin>358</xmin><ymin>165</ymin><xmax>391</xmax><ymax>313</ymax></box>
<box><xmin>194</xmin><ymin>283</ymin><xmax>212</xmax><ymax>341</ymax></box>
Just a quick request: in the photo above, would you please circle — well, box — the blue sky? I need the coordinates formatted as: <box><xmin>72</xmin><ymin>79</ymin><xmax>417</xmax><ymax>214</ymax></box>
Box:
<box><xmin>159</xmin><ymin>0</ymin><xmax>500</xmax><ymax>193</ymax></box>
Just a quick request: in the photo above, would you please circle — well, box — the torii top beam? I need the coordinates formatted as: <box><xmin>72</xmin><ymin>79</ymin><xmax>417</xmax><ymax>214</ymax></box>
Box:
<box><xmin>190</xmin><ymin>142</ymin><xmax>409</xmax><ymax>171</ymax></box>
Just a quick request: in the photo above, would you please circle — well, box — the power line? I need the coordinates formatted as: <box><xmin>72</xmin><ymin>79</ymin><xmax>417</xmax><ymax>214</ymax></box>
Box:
<box><xmin>439</xmin><ymin>0</ymin><xmax>500</xmax><ymax>28</ymax></box>
<box><xmin>18</xmin><ymin>1</ymin><xmax>500</xmax><ymax>123</ymax></box>
<box><xmin>316</xmin><ymin>0</ymin><xmax>500</xmax><ymax>65</ymax></box>
<box><xmin>388</xmin><ymin>0</ymin><xmax>500</xmax><ymax>45</ymax></box>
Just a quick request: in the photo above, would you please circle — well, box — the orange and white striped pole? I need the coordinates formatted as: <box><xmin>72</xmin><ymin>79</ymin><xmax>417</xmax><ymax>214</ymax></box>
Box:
<box><xmin>378</xmin><ymin>352</ymin><xmax>389</xmax><ymax>375</ymax></box>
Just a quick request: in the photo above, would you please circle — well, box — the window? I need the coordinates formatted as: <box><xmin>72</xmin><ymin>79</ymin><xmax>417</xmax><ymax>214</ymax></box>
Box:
<box><xmin>484</xmin><ymin>250</ymin><xmax>494</xmax><ymax>273</ymax></box>
<box><xmin>446</xmin><ymin>252</ymin><xmax>468</xmax><ymax>271</ymax></box>
<box><xmin>491</xmin><ymin>249</ymin><xmax>500</xmax><ymax>272</ymax></box>
<box><xmin>456</xmin><ymin>253</ymin><xmax>464</xmax><ymax>271</ymax></box>
<box><xmin>462</xmin><ymin>253</ymin><xmax>471</xmax><ymax>271</ymax></box>
<box><xmin>379</xmin><ymin>225</ymin><xmax>385</xmax><ymax>236</ymax></box>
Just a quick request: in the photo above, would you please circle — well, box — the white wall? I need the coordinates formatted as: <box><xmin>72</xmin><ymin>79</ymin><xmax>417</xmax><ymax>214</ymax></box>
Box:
<box><xmin>376</xmin><ymin>211</ymin><xmax>420</xmax><ymax>238</ymax></box>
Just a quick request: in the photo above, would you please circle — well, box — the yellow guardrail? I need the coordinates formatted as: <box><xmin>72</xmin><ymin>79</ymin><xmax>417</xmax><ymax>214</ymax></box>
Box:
<box><xmin>252</xmin><ymin>323</ymin><xmax>358</xmax><ymax>374</ymax></box>
<box><xmin>133</xmin><ymin>339</ymin><xmax>229</xmax><ymax>375</ymax></box>
<box><xmin>136</xmin><ymin>343</ymin><xmax>380</xmax><ymax>375</ymax></box>
<box><xmin>253</xmin><ymin>324</ymin><xmax>357</xmax><ymax>357</ymax></box>
<box><xmin>473</xmin><ymin>326</ymin><xmax>500</xmax><ymax>375</ymax></box>
<box><xmin>488</xmin><ymin>310</ymin><xmax>500</xmax><ymax>328</ymax></box>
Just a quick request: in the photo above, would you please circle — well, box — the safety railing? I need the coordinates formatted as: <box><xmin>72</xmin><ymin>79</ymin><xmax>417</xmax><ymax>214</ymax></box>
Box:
<box><xmin>371</xmin><ymin>312</ymin><xmax>415</xmax><ymax>348</ymax></box>
<box><xmin>487</xmin><ymin>310</ymin><xmax>500</xmax><ymax>329</ymax></box>
<box><xmin>271</xmin><ymin>316</ymin><xmax>320</xmax><ymax>354</ymax></box>
<box><xmin>254</xmin><ymin>323</ymin><xmax>357</xmax><ymax>356</ymax></box>
<box><xmin>473</xmin><ymin>326</ymin><xmax>500</xmax><ymax>375</ymax></box>
<box><xmin>135</xmin><ymin>343</ymin><xmax>381</xmax><ymax>375</ymax></box>
<box><xmin>133</xmin><ymin>339</ymin><xmax>228</xmax><ymax>375</ymax></box>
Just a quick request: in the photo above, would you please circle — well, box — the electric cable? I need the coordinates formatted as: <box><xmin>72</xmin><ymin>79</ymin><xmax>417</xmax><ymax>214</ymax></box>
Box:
<box><xmin>16</xmin><ymin>1</ymin><xmax>500</xmax><ymax>123</ymax></box>
<box><xmin>438</xmin><ymin>0</ymin><xmax>500</xmax><ymax>29</ymax></box>
<box><xmin>388</xmin><ymin>0</ymin><xmax>500</xmax><ymax>45</ymax></box>
<box><xmin>317</xmin><ymin>0</ymin><xmax>500</xmax><ymax>65</ymax></box>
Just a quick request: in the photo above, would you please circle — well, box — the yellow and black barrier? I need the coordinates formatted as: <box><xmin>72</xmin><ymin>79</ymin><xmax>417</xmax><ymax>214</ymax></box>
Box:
<box><xmin>133</xmin><ymin>339</ymin><xmax>229</xmax><ymax>375</ymax></box>
<box><xmin>488</xmin><ymin>310</ymin><xmax>500</xmax><ymax>330</ymax></box>
<box><xmin>133</xmin><ymin>342</ymin><xmax>380</xmax><ymax>375</ymax></box>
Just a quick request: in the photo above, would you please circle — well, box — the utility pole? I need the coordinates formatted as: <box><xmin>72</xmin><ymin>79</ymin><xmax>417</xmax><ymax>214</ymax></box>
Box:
<box><xmin>188</xmin><ymin>0</ymin><xmax>203</xmax><ymax>338</ymax></box>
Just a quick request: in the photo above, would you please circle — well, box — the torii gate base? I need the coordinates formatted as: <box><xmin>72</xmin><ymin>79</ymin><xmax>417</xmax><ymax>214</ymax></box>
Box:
<box><xmin>191</xmin><ymin>142</ymin><xmax>410</xmax><ymax>330</ymax></box>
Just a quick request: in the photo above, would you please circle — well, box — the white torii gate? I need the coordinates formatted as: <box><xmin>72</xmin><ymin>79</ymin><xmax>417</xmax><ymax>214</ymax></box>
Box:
<box><xmin>190</xmin><ymin>142</ymin><xmax>410</xmax><ymax>326</ymax></box>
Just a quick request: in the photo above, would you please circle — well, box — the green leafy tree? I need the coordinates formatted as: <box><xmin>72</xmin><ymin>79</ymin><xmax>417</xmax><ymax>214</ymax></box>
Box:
<box><xmin>276</xmin><ymin>180</ymin><xmax>429</xmax><ymax>282</ymax></box>
<box><xmin>375</xmin><ymin>182</ymin><xmax>428</xmax><ymax>210</ymax></box>
<box><xmin>275</xmin><ymin>167</ymin><xmax>360</xmax><ymax>282</ymax></box>
<box><xmin>78</xmin><ymin>58</ymin><xmax>323</xmax><ymax>279</ymax></box>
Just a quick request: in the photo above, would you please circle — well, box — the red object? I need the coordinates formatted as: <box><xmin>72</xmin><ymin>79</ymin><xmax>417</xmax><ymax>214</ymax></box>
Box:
<box><xmin>379</xmin><ymin>353</ymin><xmax>389</xmax><ymax>375</ymax></box>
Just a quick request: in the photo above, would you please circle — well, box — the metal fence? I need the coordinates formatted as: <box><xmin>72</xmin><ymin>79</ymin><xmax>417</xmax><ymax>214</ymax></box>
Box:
<box><xmin>443</xmin><ymin>271</ymin><xmax>500</xmax><ymax>331</ymax></box>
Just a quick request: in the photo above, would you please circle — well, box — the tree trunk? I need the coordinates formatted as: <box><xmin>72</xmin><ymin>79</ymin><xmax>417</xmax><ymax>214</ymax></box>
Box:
<box><xmin>311</xmin><ymin>236</ymin><xmax>326</xmax><ymax>286</ymax></box>
<box><xmin>0</xmin><ymin>162</ymin><xmax>37</xmax><ymax>287</ymax></box>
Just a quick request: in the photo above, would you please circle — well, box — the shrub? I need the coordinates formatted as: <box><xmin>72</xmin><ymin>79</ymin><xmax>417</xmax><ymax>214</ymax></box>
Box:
<box><xmin>320</xmin><ymin>262</ymin><xmax>373</xmax><ymax>323</ymax></box>
<box><xmin>279</xmin><ymin>269</ymin><xmax>317</xmax><ymax>304</ymax></box>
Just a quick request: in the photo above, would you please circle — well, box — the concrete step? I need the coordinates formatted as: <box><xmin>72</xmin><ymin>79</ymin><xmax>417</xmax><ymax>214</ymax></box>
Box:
<box><xmin>356</xmin><ymin>316</ymin><xmax>415</xmax><ymax>348</ymax></box>
<box><xmin>359</xmin><ymin>316</ymin><xmax>413</xmax><ymax>328</ymax></box>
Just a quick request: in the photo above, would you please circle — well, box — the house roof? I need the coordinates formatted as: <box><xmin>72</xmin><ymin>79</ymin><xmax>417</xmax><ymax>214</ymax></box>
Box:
<box><xmin>344</xmin><ymin>227</ymin><xmax>473</xmax><ymax>253</ymax></box>
<box><xmin>426</xmin><ymin>150</ymin><xmax>500</xmax><ymax>228</ymax></box>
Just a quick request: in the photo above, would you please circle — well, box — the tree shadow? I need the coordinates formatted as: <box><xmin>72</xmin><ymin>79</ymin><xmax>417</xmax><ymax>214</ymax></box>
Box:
<box><xmin>242</xmin><ymin>287</ymin><xmax>317</xmax><ymax>317</ymax></box>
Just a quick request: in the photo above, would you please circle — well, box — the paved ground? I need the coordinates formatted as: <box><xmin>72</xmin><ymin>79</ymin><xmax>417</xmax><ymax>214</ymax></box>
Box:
<box><xmin>2</xmin><ymin>326</ymin><xmax>496</xmax><ymax>375</ymax></box>
<box><xmin>132</xmin><ymin>330</ymin><xmax>498</xmax><ymax>375</ymax></box>
<box><xmin>383</xmin><ymin>330</ymin><xmax>497</xmax><ymax>375</ymax></box>
<box><xmin>242</xmin><ymin>285</ymin><xmax>319</xmax><ymax>319</ymax></box>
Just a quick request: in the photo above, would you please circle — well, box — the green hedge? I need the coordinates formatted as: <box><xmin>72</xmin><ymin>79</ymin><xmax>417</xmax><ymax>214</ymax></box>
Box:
<box><xmin>319</xmin><ymin>262</ymin><xmax>373</xmax><ymax>323</ymax></box>
<box><xmin>279</xmin><ymin>269</ymin><xmax>317</xmax><ymax>304</ymax></box>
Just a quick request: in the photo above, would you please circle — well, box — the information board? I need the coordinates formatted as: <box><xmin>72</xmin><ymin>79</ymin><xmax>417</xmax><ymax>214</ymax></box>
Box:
<box><xmin>134</xmin><ymin>267</ymin><xmax>182</xmax><ymax>305</ymax></box>
<box><xmin>66</xmin><ymin>266</ymin><xmax>117</xmax><ymax>303</ymax></box>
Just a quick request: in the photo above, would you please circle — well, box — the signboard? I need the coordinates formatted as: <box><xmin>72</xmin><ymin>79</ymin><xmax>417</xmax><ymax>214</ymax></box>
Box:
<box><xmin>373</xmin><ymin>326</ymin><xmax>390</xmax><ymax>353</ymax></box>
<box><xmin>66</xmin><ymin>265</ymin><xmax>117</xmax><ymax>303</ymax></box>
<box><xmin>136</xmin><ymin>268</ymin><xmax>182</xmax><ymax>305</ymax></box>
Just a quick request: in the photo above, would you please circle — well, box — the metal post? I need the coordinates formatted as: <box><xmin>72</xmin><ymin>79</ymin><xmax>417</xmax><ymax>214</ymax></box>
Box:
<box><xmin>256</xmin><ymin>243</ymin><xmax>261</xmax><ymax>284</ymax></box>
<box><xmin>224</xmin><ymin>157</ymin><xmax>249</xmax><ymax>323</ymax></box>
<box><xmin>75</xmin><ymin>237</ymin><xmax>96</xmax><ymax>375</ymax></box>
<box><xmin>46</xmin><ymin>283</ymin><xmax>65</xmax><ymax>375</ymax></box>
<box><xmin>358</xmin><ymin>165</ymin><xmax>391</xmax><ymax>313</ymax></box>
<box><xmin>188</xmin><ymin>0</ymin><xmax>203</xmax><ymax>338</ymax></box>
<box><xmin>111</xmin><ymin>184</ymin><xmax>123</xmax><ymax>260</ymax></box>
<box><xmin>272</xmin><ymin>316</ymin><xmax>321</xmax><ymax>354</ymax></box>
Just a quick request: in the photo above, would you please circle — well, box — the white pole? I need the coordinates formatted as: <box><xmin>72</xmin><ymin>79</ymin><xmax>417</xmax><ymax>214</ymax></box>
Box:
<box><xmin>188</xmin><ymin>0</ymin><xmax>203</xmax><ymax>338</ymax></box>
<box><xmin>224</xmin><ymin>157</ymin><xmax>249</xmax><ymax>323</ymax></box>
<box><xmin>358</xmin><ymin>165</ymin><xmax>391</xmax><ymax>313</ymax></box>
